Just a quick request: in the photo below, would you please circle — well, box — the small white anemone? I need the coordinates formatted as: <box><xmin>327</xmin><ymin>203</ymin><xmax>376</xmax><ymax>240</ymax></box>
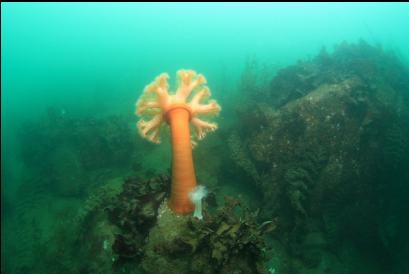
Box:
<box><xmin>189</xmin><ymin>185</ymin><xmax>208</xmax><ymax>220</ymax></box>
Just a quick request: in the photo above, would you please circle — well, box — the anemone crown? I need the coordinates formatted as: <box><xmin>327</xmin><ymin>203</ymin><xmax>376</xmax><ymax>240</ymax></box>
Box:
<box><xmin>136</xmin><ymin>70</ymin><xmax>221</xmax><ymax>144</ymax></box>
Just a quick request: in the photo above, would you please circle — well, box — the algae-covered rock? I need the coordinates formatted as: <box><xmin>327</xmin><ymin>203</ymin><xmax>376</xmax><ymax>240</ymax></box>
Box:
<box><xmin>140</xmin><ymin>196</ymin><xmax>270</xmax><ymax>274</ymax></box>
<box><xmin>230</xmin><ymin>41</ymin><xmax>409</xmax><ymax>272</ymax></box>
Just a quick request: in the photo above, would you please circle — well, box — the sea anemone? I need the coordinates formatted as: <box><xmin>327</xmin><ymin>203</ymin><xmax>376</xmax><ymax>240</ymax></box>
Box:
<box><xmin>136</xmin><ymin>70</ymin><xmax>221</xmax><ymax>214</ymax></box>
<box><xmin>189</xmin><ymin>185</ymin><xmax>208</xmax><ymax>220</ymax></box>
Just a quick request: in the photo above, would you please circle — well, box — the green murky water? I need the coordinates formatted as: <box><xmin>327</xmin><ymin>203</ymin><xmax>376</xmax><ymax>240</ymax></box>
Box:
<box><xmin>2</xmin><ymin>3</ymin><xmax>409</xmax><ymax>274</ymax></box>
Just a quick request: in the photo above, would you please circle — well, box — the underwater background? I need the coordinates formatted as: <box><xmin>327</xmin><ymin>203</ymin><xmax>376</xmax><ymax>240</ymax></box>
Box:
<box><xmin>2</xmin><ymin>2</ymin><xmax>409</xmax><ymax>274</ymax></box>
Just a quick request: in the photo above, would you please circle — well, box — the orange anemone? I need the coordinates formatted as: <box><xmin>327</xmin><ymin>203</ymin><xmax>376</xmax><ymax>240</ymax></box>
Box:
<box><xmin>135</xmin><ymin>70</ymin><xmax>221</xmax><ymax>214</ymax></box>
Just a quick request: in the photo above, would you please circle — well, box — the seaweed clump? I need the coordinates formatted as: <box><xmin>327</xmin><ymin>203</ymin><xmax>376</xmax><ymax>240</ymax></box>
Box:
<box><xmin>106</xmin><ymin>175</ymin><xmax>170</xmax><ymax>268</ymax></box>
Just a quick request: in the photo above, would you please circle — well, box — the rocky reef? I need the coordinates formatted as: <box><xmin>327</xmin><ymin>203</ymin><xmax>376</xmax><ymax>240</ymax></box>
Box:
<box><xmin>229</xmin><ymin>41</ymin><xmax>409</xmax><ymax>273</ymax></box>
<box><xmin>4</xmin><ymin>113</ymin><xmax>143</xmax><ymax>273</ymax></box>
<box><xmin>5</xmin><ymin>41</ymin><xmax>409</xmax><ymax>274</ymax></box>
